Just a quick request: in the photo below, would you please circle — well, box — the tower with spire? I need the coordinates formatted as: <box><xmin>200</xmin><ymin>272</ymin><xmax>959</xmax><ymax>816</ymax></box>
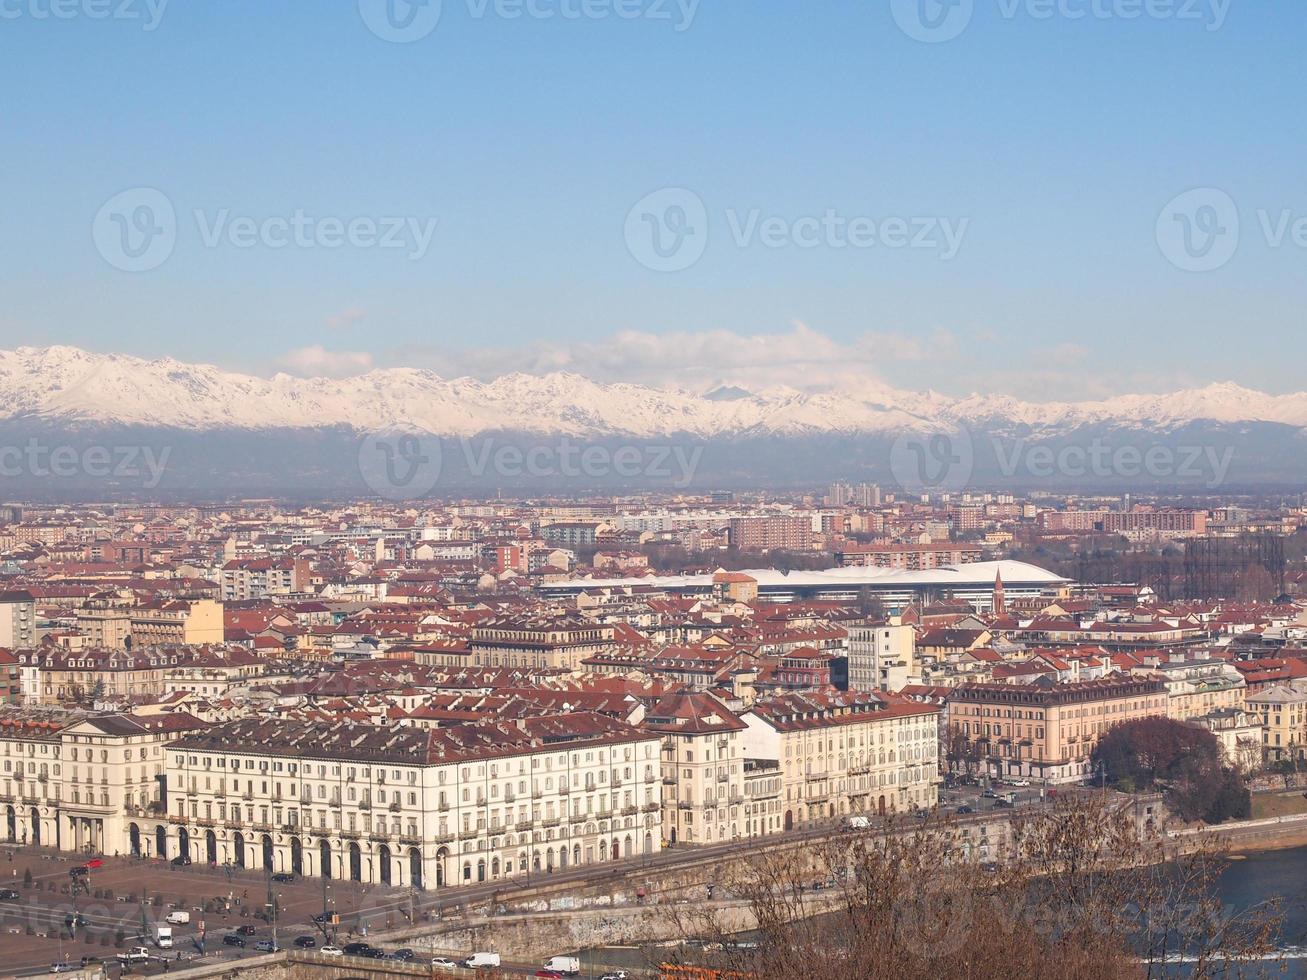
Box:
<box><xmin>992</xmin><ymin>568</ymin><xmax>1005</xmax><ymax>615</ymax></box>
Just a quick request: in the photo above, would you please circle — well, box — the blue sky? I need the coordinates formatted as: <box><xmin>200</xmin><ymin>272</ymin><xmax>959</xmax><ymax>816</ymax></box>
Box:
<box><xmin>1</xmin><ymin>0</ymin><xmax>1303</xmax><ymax>399</ymax></box>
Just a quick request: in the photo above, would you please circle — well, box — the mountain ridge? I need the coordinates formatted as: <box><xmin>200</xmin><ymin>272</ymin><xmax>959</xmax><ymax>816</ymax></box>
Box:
<box><xmin>0</xmin><ymin>345</ymin><xmax>1297</xmax><ymax>439</ymax></box>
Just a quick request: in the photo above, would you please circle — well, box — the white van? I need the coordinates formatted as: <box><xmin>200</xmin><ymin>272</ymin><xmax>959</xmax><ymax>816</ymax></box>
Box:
<box><xmin>155</xmin><ymin>926</ymin><xmax>173</xmax><ymax>949</ymax></box>
<box><xmin>544</xmin><ymin>955</ymin><xmax>581</xmax><ymax>975</ymax></box>
<box><xmin>463</xmin><ymin>952</ymin><xmax>502</xmax><ymax>969</ymax></box>
<box><xmin>165</xmin><ymin>910</ymin><xmax>191</xmax><ymax>925</ymax></box>
<box><xmin>844</xmin><ymin>815</ymin><xmax>871</xmax><ymax>830</ymax></box>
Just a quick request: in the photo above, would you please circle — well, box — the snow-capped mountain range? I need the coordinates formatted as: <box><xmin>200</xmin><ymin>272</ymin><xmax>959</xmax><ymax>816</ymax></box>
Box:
<box><xmin>0</xmin><ymin>345</ymin><xmax>1299</xmax><ymax>437</ymax></box>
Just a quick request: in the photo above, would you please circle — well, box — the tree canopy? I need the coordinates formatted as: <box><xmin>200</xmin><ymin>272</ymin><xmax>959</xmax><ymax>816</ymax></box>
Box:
<box><xmin>1091</xmin><ymin>716</ymin><xmax>1250</xmax><ymax>824</ymax></box>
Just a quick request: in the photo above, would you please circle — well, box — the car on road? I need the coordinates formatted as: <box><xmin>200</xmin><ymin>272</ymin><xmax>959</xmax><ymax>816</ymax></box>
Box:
<box><xmin>388</xmin><ymin>948</ymin><xmax>416</xmax><ymax>961</ymax></box>
<box><xmin>982</xmin><ymin>788</ymin><xmax>997</xmax><ymax>798</ymax></box>
<box><xmin>432</xmin><ymin>957</ymin><xmax>459</xmax><ymax>971</ymax></box>
<box><xmin>293</xmin><ymin>935</ymin><xmax>317</xmax><ymax>948</ymax></box>
<box><xmin>235</xmin><ymin>924</ymin><xmax>257</xmax><ymax>935</ymax></box>
<box><xmin>536</xmin><ymin>971</ymin><xmax>564</xmax><ymax>979</ymax></box>
<box><xmin>271</xmin><ymin>872</ymin><xmax>295</xmax><ymax>883</ymax></box>
<box><xmin>1011</xmin><ymin>779</ymin><xmax>1031</xmax><ymax>787</ymax></box>
<box><xmin>319</xmin><ymin>945</ymin><xmax>343</xmax><ymax>956</ymax></box>
<box><xmin>48</xmin><ymin>963</ymin><xmax>78</xmax><ymax>974</ymax></box>
<box><xmin>116</xmin><ymin>947</ymin><xmax>152</xmax><ymax>964</ymax></box>
<box><xmin>600</xmin><ymin>972</ymin><xmax>629</xmax><ymax>980</ymax></box>
<box><xmin>957</xmin><ymin>805</ymin><xmax>974</xmax><ymax>815</ymax></box>
<box><xmin>993</xmin><ymin>797</ymin><xmax>1014</xmax><ymax>808</ymax></box>
<box><xmin>342</xmin><ymin>941</ymin><xmax>372</xmax><ymax>956</ymax></box>
<box><xmin>170</xmin><ymin>854</ymin><xmax>192</xmax><ymax>866</ymax></box>
<box><xmin>69</xmin><ymin>866</ymin><xmax>89</xmax><ymax>878</ymax></box>
<box><xmin>312</xmin><ymin>912</ymin><xmax>331</xmax><ymax>924</ymax></box>
<box><xmin>0</xmin><ymin>889</ymin><xmax>19</xmax><ymax>901</ymax></box>
<box><xmin>223</xmin><ymin>934</ymin><xmax>247</xmax><ymax>948</ymax></box>
<box><xmin>255</xmin><ymin>940</ymin><xmax>280</xmax><ymax>952</ymax></box>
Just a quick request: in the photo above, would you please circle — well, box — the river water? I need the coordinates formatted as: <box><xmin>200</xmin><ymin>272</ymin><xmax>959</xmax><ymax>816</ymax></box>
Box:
<box><xmin>1207</xmin><ymin>845</ymin><xmax>1307</xmax><ymax>976</ymax></box>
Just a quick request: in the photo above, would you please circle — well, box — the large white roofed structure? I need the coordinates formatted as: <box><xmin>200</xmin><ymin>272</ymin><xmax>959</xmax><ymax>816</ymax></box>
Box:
<box><xmin>537</xmin><ymin>560</ymin><xmax>1067</xmax><ymax>610</ymax></box>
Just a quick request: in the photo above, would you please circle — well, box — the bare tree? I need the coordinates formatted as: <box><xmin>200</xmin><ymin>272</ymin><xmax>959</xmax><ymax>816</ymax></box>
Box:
<box><xmin>664</xmin><ymin>796</ymin><xmax>1281</xmax><ymax>979</ymax></box>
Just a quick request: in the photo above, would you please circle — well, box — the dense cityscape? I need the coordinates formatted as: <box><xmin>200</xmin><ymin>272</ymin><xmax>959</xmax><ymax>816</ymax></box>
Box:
<box><xmin>0</xmin><ymin>487</ymin><xmax>1304</xmax><ymax>973</ymax></box>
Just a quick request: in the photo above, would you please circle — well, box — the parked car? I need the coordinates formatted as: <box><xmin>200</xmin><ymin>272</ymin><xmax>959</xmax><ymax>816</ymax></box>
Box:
<box><xmin>536</xmin><ymin>971</ymin><xmax>565</xmax><ymax>979</ymax></box>
<box><xmin>271</xmin><ymin>872</ymin><xmax>295</xmax><ymax>883</ymax></box>
<box><xmin>235</xmin><ymin>924</ymin><xmax>257</xmax><ymax>936</ymax></box>
<box><xmin>1011</xmin><ymin>779</ymin><xmax>1031</xmax><ymax>787</ymax></box>
<box><xmin>312</xmin><ymin>912</ymin><xmax>331</xmax><ymax>924</ymax></box>
<box><xmin>170</xmin><ymin>855</ymin><xmax>191</xmax><ymax>866</ymax></box>
<box><xmin>319</xmin><ymin>945</ymin><xmax>343</xmax><ymax>956</ymax></box>
<box><xmin>0</xmin><ymin>889</ymin><xmax>19</xmax><ymax>901</ymax></box>
<box><xmin>600</xmin><ymin>972</ymin><xmax>629</xmax><ymax>980</ymax></box>
<box><xmin>68</xmin><ymin>866</ymin><xmax>88</xmax><ymax>878</ymax></box>
<box><xmin>293</xmin><ymin>936</ymin><xmax>317</xmax><ymax>949</ymax></box>
<box><xmin>223</xmin><ymin>934</ymin><xmax>247</xmax><ymax>948</ymax></box>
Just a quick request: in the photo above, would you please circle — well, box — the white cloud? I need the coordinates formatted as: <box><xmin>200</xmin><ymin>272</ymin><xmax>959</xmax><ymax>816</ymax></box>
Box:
<box><xmin>326</xmin><ymin>307</ymin><xmax>366</xmax><ymax>331</ymax></box>
<box><xmin>277</xmin><ymin>345</ymin><xmax>374</xmax><ymax>378</ymax></box>
<box><xmin>398</xmin><ymin>322</ymin><xmax>959</xmax><ymax>393</ymax></box>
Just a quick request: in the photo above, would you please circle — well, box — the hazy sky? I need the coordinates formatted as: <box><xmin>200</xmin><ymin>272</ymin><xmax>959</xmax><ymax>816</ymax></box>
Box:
<box><xmin>2</xmin><ymin>0</ymin><xmax>1303</xmax><ymax>400</ymax></box>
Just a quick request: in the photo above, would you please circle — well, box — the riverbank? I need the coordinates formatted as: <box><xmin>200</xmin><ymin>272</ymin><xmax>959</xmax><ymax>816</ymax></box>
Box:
<box><xmin>1173</xmin><ymin>812</ymin><xmax>1307</xmax><ymax>856</ymax></box>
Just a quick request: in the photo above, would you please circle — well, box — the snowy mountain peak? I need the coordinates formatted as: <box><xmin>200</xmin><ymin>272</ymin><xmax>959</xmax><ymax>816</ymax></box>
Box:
<box><xmin>0</xmin><ymin>345</ymin><xmax>1302</xmax><ymax>438</ymax></box>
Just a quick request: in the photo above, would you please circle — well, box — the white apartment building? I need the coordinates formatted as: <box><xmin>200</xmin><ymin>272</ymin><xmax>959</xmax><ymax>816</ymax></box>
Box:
<box><xmin>0</xmin><ymin>590</ymin><xmax>37</xmax><ymax>648</ymax></box>
<box><xmin>847</xmin><ymin>617</ymin><xmax>916</xmax><ymax>692</ymax></box>
<box><xmin>742</xmin><ymin>691</ymin><xmax>940</xmax><ymax>829</ymax></box>
<box><xmin>0</xmin><ymin>710</ymin><xmax>206</xmax><ymax>856</ymax></box>
<box><xmin>162</xmin><ymin>713</ymin><xmax>663</xmax><ymax>889</ymax></box>
<box><xmin>639</xmin><ymin>691</ymin><xmax>746</xmax><ymax>846</ymax></box>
